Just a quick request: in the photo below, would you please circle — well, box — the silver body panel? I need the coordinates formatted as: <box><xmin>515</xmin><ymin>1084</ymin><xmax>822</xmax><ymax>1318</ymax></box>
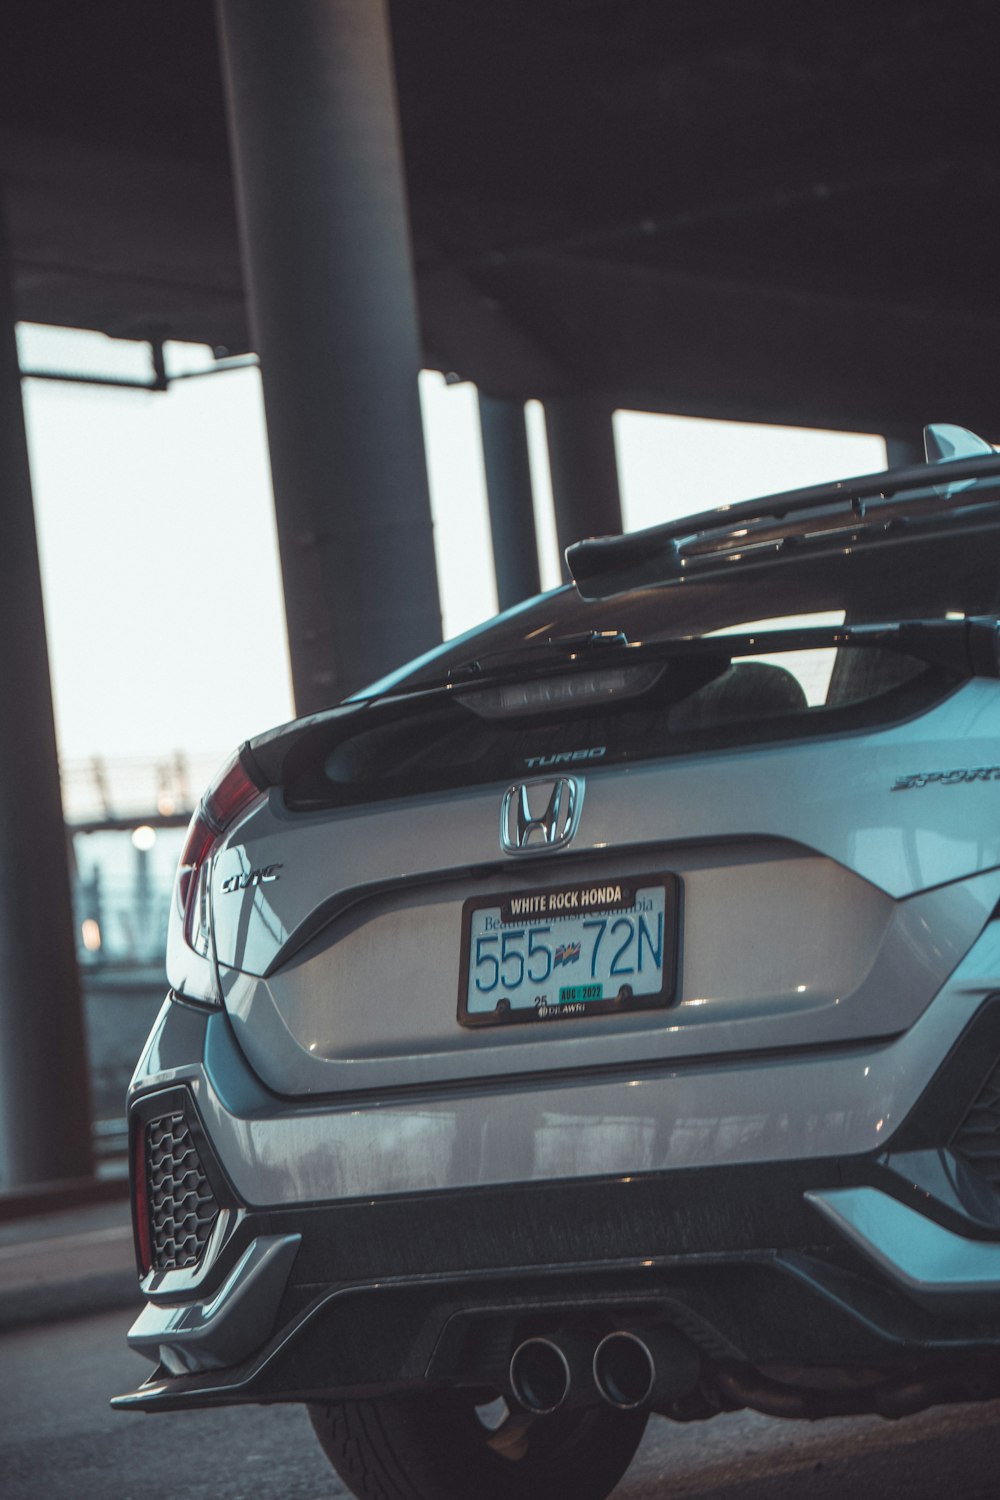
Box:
<box><xmin>135</xmin><ymin>916</ymin><xmax>1000</xmax><ymax>1208</ymax></box>
<box><xmin>201</xmin><ymin>679</ymin><xmax>1000</xmax><ymax>1098</ymax></box>
<box><xmin>218</xmin><ymin>860</ymin><xmax>1000</xmax><ymax>1095</ymax></box>
<box><xmin>806</xmin><ymin>1189</ymin><xmax>1000</xmax><ymax>1306</ymax></box>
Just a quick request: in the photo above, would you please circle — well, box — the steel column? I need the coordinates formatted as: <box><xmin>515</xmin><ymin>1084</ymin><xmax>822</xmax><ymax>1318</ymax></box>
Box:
<box><xmin>0</xmin><ymin>199</ymin><xmax>93</xmax><ymax>1189</ymax></box>
<box><xmin>216</xmin><ymin>0</ymin><xmax>442</xmax><ymax>712</ymax></box>
<box><xmin>544</xmin><ymin>395</ymin><xmax>623</xmax><ymax>577</ymax></box>
<box><xmin>478</xmin><ymin>393</ymin><xmax>540</xmax><ymax>611</ymax></box>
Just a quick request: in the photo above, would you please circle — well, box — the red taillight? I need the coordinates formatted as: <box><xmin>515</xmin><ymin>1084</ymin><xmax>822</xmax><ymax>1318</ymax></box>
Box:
<box><xmin>175</xmin><ymin>811</ymin><xmax>216</xmax><ymax>920</ymax></box>
<box><xmin>132</xmin><ymin>1122</ymin><xmax>152</xmax><ymax>1277</ymax></box>
<box><xmin>175</xmin><ymin>748</ymin><xmax>266</xmax><ymax>954</ymax></box>
<box><xmin>204</xmin><ymin>753</ymin><xmax>264</xmax><ymax>830</ymax></box>
<box><xmin>179</xmin><ymin>810</ymin><xmax>217</xmax><ymax>872</ymax></box>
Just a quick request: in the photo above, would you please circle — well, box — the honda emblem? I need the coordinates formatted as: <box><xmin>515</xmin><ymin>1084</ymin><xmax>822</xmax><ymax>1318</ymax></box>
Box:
<box><xmin>500</xmin><ymin>776</ymin><xmax>583</xmax><ymax>856</ymax></box>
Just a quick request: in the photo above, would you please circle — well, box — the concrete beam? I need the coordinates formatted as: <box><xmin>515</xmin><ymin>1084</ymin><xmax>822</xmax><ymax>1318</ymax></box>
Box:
<box><xmin>489</xmin><ymin>252</ymin><xmax>1000</xmax><ymax>437</ymax></box>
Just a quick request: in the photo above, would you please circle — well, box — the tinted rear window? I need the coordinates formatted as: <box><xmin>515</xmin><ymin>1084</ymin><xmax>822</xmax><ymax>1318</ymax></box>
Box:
<box><xmin>282</xmin><ymin>643</ymin><xmax>954</xmax><ymax>811</ymax></box>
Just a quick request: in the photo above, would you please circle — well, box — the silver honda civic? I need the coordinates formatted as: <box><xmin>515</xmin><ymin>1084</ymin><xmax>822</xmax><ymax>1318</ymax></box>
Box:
<box><xmin>115</xmin><ymin>424</ymin><xmax>1000</xmax><ymax>1500</ymax></box>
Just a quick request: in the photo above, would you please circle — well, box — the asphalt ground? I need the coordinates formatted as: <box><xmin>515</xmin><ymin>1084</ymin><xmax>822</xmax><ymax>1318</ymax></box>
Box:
<box><xmin>0</xmin><ymin>1189</ymin><xmax>138</xmax><ymax>1333</ymax></box>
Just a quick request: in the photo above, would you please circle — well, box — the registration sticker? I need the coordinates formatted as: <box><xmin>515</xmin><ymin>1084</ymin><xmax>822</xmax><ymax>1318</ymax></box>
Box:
<box><xmin>457</xmin><ymin>873</ymin><xmax>678</xmax><ymax>1027</ymax></box>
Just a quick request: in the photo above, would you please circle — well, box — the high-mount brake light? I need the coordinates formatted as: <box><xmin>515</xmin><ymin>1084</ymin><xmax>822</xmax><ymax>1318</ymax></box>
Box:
<box><xmin>175</xmin><ymin>749</ymin><xmax>266</xmax><ymax>956</ymax></box>
<box><xmin>460</xmin><ymin>663</ymin><xmax>664</xmax><ymax>719</ymax></box>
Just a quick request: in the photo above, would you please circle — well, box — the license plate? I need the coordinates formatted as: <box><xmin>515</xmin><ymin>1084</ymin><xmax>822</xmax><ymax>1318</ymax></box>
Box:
<box><xmin>458</xmin><ymin>874</ymin><xmax>678</xmax><ymax>1027</ymax></box>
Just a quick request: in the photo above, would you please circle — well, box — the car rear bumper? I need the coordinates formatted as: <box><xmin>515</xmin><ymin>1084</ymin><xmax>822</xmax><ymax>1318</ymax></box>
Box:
<box><xmin>113</xmin><ymin>1155</ymin><xmax>1000</xmax><ymax>1413</ymax></box>
<box><xmin>114</xmin><ymin>978</ymin><xmax>1000</xmax><ymax>1412</ymax></box>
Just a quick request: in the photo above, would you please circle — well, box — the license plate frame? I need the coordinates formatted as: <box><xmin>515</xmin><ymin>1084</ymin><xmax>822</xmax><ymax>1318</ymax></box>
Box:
<box><xmin>457</xmin><ymin>873</ymin><xmax>679</xmax><ymax>1028</ymax></box>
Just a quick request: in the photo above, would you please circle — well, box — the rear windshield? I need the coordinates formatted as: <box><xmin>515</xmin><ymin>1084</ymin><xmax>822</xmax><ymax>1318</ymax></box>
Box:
<box><xmin>281</xmin><ymin>640</ymin><xmax>955</xmax><ymax>811</ymax></box>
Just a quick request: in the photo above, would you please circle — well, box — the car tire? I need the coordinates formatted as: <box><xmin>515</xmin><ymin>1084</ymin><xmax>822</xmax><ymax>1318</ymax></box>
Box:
<box><xmin>308</xmin><ymin>1390</ymin><xmax>648</xmax><ymax>1500</ymax></box>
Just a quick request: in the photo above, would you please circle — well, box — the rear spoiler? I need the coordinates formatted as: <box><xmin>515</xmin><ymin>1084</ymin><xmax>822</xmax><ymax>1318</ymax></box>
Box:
<box><xmin>567</xmin><ymin>425</ymin><xmax>1000</xmax><ymax>601</ymax></box>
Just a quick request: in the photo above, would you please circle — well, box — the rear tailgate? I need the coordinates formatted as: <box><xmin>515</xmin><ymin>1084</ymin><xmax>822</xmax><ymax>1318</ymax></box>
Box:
<box><xmin>212</xmin><ymin>685</ymin><xmax>1000</xmax><ymax>1096</ymax></box>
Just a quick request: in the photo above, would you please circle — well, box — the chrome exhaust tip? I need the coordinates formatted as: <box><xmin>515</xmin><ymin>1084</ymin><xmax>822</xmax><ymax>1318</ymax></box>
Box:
<box><xmin>509</xmin><ymin>1336</ymin><xmax>572</xmax><ymax>1414</ymax></box>
<box><xmin>593</xmin><ymin>1326</ymin><xmax>701</xmax><ymax>1410</ymax></box>
<box><xmin>593</xmin><ymin>1331</ymin><xmax>655</xmax><ymax>1409</ymax></box>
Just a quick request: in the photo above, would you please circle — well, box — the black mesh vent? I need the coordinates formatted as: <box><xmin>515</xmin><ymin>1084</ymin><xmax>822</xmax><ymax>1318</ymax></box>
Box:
<box><xmin>145</xmin><ymin>1111</ymin><xmax>220</xmax><ymax>1271</ymax></box>
<box><xmin>952</xmin><ymin>1063</ymin><xmax>1000</xmax><ymax>1187</ymax></box>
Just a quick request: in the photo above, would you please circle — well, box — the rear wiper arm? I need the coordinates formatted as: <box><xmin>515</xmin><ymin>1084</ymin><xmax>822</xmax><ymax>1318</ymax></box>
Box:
<box><xmin>449</xmin><ymin>628</ymin><xmax>632</xmax><ymax>680</ymax></box>
<box><xmin>352</xmin><ymin>616</ymin><xmax>997</xmax><ymax>710</ymax></box>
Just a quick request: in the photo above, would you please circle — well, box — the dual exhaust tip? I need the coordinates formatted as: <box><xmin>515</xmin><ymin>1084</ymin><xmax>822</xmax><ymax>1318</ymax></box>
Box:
<box><xmin>509</xmin><ymin>1325</ymin><xmax>699</xmax><ymax>1415</ymax></box>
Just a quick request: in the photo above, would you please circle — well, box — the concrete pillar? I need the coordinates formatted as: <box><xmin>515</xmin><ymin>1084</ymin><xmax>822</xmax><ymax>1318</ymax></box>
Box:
<box><xmin>216</xmin><ymin>0</ymin><xmax>442</xmax><ymax>713</ymax></box>
<box><xmin>0</xmin><ymin>198</ymin><xmax>93</xmax><ymax>1189</ymax></box>
<box><xmin>478</xmin><ymin>393</ymin><xmax>540</xmax><ymax>610</ymax></box>
<box><xmin>544</xmin><ymin>395</ymin><xmax>623</xmax><ymax>578</ymax></box>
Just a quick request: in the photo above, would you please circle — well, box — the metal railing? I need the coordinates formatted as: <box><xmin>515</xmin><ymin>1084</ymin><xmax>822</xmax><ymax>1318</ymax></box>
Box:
<box><xmin>62</xmin><ymin>754</ymin><xmax>225</xmax><ymax>1142</ymax></box>
<box><xmin>61</xmin><ymin>751</ymin><xmax>221</xmax><ymax>827</ymax></box>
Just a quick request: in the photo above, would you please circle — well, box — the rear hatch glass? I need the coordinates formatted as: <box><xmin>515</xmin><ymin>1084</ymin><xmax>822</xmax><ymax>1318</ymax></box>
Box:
<box><xmin>274</xmin><ymin>633</ymin><xmax>956</xmax><ymax>811</ymax></box>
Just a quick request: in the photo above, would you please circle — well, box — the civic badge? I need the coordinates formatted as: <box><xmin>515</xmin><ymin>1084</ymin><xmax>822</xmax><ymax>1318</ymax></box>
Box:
<box><xmin>500</xmin><ymin>776</ymin><xmax>583</xmax><ymax>856</ymax></box>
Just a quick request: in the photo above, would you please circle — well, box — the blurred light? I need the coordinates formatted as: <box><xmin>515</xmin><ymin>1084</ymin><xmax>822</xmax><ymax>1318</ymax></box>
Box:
<box><xmin>157</xmin><ymin>792</ymin><xmax>176</xmax><ymax>815</ymax></box>
<box><xmin>131</xmin><ymin>824</ymin><xmax>157</xmax><ymax>851</ymax></box>
<box><xmin>81</xmin><ymin>918</ymin><xmax>102</xmax><ymax>951</ymax></box>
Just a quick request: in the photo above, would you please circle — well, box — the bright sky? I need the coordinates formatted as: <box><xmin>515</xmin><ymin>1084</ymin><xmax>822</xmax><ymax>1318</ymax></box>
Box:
<box><xmin>17</xmin><ymin>324</ymin><xmax>886</xmax><ymax>769</ymax></box>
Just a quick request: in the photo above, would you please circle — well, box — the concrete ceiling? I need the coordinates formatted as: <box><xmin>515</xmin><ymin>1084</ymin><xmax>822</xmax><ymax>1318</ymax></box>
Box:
<box><xmin>4</xmin><ymin>0</ymin><xmax>1000</xmax><ymax>433</ymax></box>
